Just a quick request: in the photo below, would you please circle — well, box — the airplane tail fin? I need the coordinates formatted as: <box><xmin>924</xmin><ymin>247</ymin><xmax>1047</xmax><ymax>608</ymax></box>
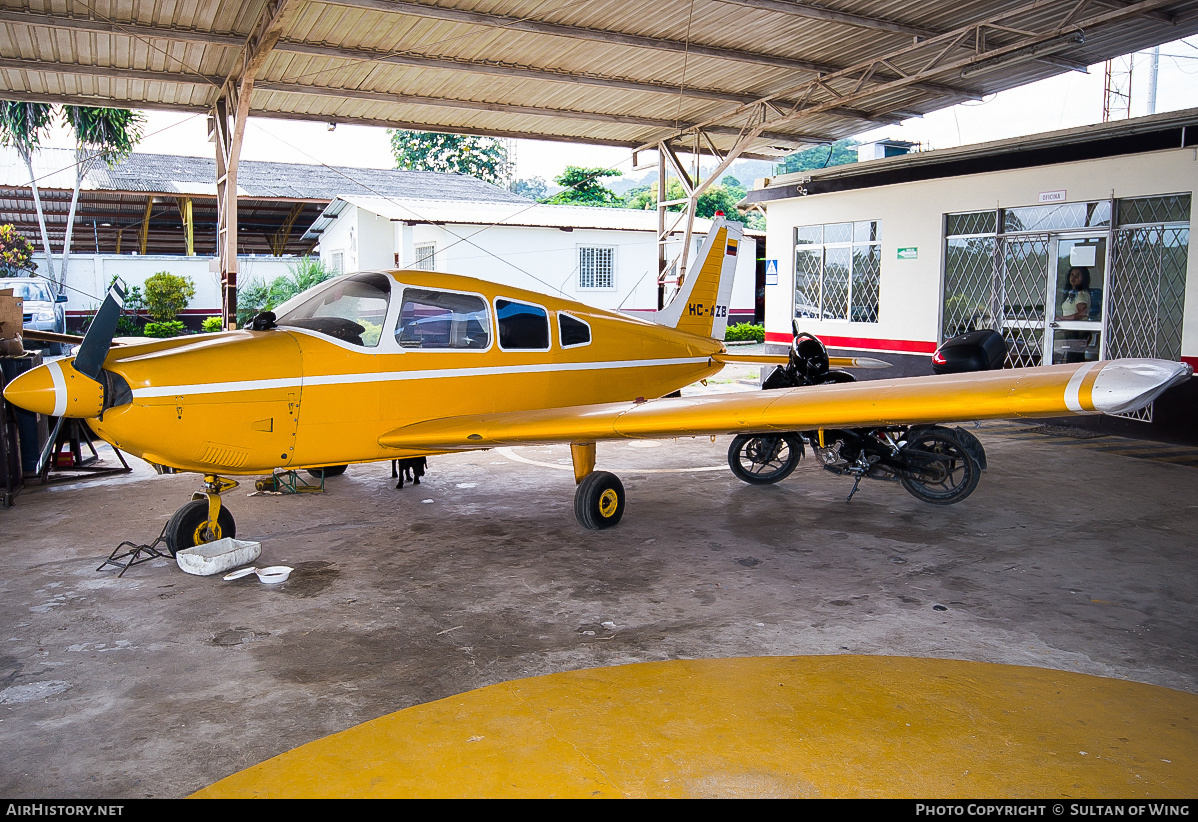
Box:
<box><xmin>655</xmin><ymin>216</ymin><xmax>743</xmax><ymax>339</ymax></box>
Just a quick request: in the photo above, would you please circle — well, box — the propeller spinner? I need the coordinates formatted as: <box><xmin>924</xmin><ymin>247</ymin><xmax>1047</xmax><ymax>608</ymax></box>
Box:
<box><xmin>2</xmin><ymin>280</ymin><xmax>126</xmax><ymax>419</ymax></box>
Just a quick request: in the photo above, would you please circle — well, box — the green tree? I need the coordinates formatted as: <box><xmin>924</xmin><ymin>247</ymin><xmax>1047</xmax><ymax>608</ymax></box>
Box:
<box><xmin>625</xmin><ymin>178</ymin><xmax>747</xmax><ymax>221</ymax></box>
<box><xmin>513</xmin><ymin>177</ymin><xmax>548</xmax><ymax>200</ymax></box>
<box><xmin>389</xmin><ymin>130</ymin><xmax>511</xmax><ymax>186</ymax></box>
<box><xmin>143</xmin><ymin>272</ymin><xmax>196</xmax><ymax>322</ymax></box>
<box><xmin>0</xmin><ymin>102</ymin><xmax>57</xmax><ymax>284</ymax></box>
<box><xmin>775</xmin><ymin>139</ymin><xmax>859</xmax><ymax>175</ymax></box>
<box><xmin>59</xmin><ymin>107</ymin><xmax>144</xmax><ymax>287</ymax></box>
<box><xmin>541</xmin><ymin>166</ymin><xmax>622</xmax><ymax>207</ymax></box>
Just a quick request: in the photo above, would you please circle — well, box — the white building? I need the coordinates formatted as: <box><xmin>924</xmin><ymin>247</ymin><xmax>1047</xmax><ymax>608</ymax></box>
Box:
<box><xmin>304</xmin><ymin>196</ymin><xmax>762</xmax><ymax>322</ymax></box>
<box><xmin>743</xmin><ymin>107</ymin><xmax>1197</xmax><ymax>442</ymax></box>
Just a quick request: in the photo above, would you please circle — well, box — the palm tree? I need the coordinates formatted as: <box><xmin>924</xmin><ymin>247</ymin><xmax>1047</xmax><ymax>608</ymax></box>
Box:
<box><xmin>59</xmin><ymin>106</ymin><xmax>143</xmax><ymax>286</ymax></box>
<box><xmin>0</xmin><ymin>101</ymin><xmax>56</xmax><ymax>287</ymax></box>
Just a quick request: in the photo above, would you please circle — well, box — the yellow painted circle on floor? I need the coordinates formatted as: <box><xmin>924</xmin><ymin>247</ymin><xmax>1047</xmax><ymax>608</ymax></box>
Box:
<box><xmin>194</xmin><ymin>656</ymin><xmax>1198</xmax><ymax>798</ymax></box>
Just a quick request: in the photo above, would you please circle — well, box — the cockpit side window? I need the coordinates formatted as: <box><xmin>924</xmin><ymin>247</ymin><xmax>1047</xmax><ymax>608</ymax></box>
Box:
<box><xmin>396</xmin><ymin>289</ymin><xmax>490</xmax><ymax>350</ymax></box>
<box><xmin>496</xmin><ymin>299</ymin><xmax>550</xmax><ymax>351</ymax></box>
<box><xmin>274</xmin><ymin>273</ymin><xmax>390</xmax><ymax>347</ymax></box>
<box><xmin>558</xmin><ymin>313</ymin><xmax>591</xmax><ymax>348</ymax></box>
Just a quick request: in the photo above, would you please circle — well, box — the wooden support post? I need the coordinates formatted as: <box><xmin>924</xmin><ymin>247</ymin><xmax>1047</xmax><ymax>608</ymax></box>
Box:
<box><xmin>211</xmin><ymin>0</ymin><xmax>297</xmax><ymax>329</ymax></box>
<box><xmin>177</xmin><ymin>197</ymin><xmax>194</xmax><ymax>256</ymax></box>
<box><xmin>138</xmin><ymin>198</ymin><xmax>153</xmax><ymax>255</ymax></box>
<box><xmin>269</xmin><ymin>202</ymin><xmax>304</xmax><ymax>256</ymax></box>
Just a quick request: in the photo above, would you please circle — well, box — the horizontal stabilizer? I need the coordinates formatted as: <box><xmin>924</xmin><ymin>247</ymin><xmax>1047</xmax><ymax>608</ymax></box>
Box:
<box><xmin>713</xmin><ymin>352</ymin><xmax>892</xmax><ymax>370</ymax></box>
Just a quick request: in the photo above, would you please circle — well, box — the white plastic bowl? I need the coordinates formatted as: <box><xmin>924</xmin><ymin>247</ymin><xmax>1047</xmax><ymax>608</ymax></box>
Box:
<box><xmin>255</xmin><ymin>565</ymin><xmax>293</xmax><ymax>584</ymax></box>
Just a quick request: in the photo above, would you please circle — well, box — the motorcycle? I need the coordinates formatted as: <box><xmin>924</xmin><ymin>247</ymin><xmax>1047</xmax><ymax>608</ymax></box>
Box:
<box><xmin>727</xmin><ymin>325</ymin><xmax>1000</xmax><ymax>505</ymax></box>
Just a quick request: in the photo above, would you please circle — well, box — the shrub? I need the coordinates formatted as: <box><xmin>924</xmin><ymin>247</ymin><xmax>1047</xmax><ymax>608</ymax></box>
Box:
<box><xmin>724</xmin><ymin>322</ymin><xmax>765</xmax><ymax>343</ymax></box>
<box><xmin>143</xmin><ymin>272</ymin><xmax>195</xmax><ymax>322</ymax></box>
<box><xmin>236</xmin><ymin>256</ymin><xmax>335</xmax><ymax>327</ymax></box>
<box><xmin>0</xmin><ymin>224</ymin><xmax>34</xmax><ymax>276</ymax></box>
<box><xmin>202</xmin><ymin>317</ymin><xmax>223</xmax><ymax>333</ymax></box>
<box><xmin>115</xmin><ymin>284</ymin><xmax>145</xmax><ymax>335</ymax></box>
<box><xmin>144</xmin><ymin>320</ymin><xmax>187</xmax><ymax>338</ymax></box>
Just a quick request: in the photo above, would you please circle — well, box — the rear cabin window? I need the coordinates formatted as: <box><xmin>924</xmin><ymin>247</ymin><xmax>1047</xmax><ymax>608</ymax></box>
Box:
<box><xmin>396</xmin><ymin>289</ymin><xmax>490</xmax><ymax>350</ymax></box>
<box><xmin>558</xmin><ymin>313</ymin><xmax>591</xmax><ymax>347</ymax></box>
<box><xmin>496</xmin><ymin>299</ymin><xmax>550</xmax><ymax>350</ymax></box>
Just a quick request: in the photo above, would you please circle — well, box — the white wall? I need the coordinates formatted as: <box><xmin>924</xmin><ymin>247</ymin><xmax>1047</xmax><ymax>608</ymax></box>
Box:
<box><xmin>762</xmin><ymin>145</ymin><xmax>1198</xmax><ymax>356</ymax></box>
<box><xmin>29</xmin><ymin>254</ymin><xmax>299</xmax><ymax>319</ymax></box>
<box><xmin>324</xmin><ymin>206</ymin><xmax>758</xmax><ymax>316</ymax></box>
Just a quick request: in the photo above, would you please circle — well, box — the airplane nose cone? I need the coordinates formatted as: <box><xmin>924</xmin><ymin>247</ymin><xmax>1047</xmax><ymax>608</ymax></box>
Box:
<box><xmin>2</xmin><ymin>359</ymin><xmax>105</xmax><ymax>418</ymax></box>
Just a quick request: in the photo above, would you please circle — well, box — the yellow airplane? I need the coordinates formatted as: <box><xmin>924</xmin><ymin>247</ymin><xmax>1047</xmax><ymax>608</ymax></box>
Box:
<box><xmin>3</xmin><ymin>217</ymin><xmax>1191</xmax><ymax>552</ymax></box>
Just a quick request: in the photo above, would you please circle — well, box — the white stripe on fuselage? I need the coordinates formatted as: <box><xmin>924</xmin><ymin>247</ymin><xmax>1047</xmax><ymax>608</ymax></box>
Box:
<box><xmin>129</xmin><ymin>356</ymin><xmax>712</xmax><ymax>399</ymax></box>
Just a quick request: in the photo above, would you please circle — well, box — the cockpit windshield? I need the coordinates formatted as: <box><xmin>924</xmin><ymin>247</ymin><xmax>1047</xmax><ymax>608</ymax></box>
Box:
<box><xmin>275</xmin><ymin>273</ymin><xmax>391</xmax><ymax>347</ymax></box>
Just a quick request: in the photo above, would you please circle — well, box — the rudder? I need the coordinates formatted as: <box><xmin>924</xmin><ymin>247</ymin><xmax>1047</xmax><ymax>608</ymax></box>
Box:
<box><xmin>655</xmin><ymin>216</ymin><xmax>743</xmax><ymax>339</ymax></box>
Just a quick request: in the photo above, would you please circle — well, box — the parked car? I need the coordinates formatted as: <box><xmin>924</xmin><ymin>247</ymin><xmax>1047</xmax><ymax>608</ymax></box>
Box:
<box><xmin>0</xmin><ymin>277</ymin><xmax>70</xmax><ymax>355</ymax></box>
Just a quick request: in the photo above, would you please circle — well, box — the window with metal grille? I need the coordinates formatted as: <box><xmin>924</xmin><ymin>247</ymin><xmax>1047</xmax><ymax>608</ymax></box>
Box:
<box><xmin>941</xmin><ymin>196</ymin><xmax>1190</xmax><ymax>383</ymax></box>
<box><xmin>414</xmin><ymin>243</ymin><xmax>436</xmax><ymax>271</ymax></box>
<box><xmin>330</xmin><ymin>251</ymin><xmax>344</xmax><ymax>274</ymax></box>
<box><xmin>579</xmin><ymin>246</ymin><xmax>615</xmax><ymax>290</ymax></box>
<box><xmin>792</xmin><ymin>221</ymin><xmax>880</xmax><ymax>322</ymax></box>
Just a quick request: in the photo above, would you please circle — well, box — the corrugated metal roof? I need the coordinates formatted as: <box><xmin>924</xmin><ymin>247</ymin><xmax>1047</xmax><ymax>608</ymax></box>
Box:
<box><xmin>2</xmin><ymin>1</ymin><xmax>1195</xmax><ymax>160</ymax></box>
<box><xmin>0</xmin><ymin>147</ymin><xmax>529</xmax><ymax>202</ymax></box>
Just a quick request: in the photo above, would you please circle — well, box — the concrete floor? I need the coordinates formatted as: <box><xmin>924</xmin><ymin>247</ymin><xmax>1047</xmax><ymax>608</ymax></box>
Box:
<box><xmin>1</xmin><ymin>408</ymin><xmax>1196</xmax><ymax>797</ymax></box>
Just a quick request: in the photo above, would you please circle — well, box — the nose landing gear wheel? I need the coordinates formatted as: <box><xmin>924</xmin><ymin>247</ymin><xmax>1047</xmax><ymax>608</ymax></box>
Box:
<box><xmin>574</xmin><ymin>471</ymin><xmax>626</xmax><ymax>530</ymax></box>
<box><xmin>164</xmin><ymin>500</ymin><xmax>237</xmax><ymax>556</ymax></box>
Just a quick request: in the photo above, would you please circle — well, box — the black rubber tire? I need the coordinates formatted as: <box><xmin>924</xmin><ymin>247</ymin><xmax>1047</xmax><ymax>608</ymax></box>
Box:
<box><xmin>164</xmin><ymin>499</ymin><xmax>236</xmax><ymax>556</ymax></box>
<box><xmin>898</xmin><ymin>427</ymin><xmax>981</xmax><ymax>505</ymax></box>
<box><xmin>306</xmin><ymin>464</ymin><xmax>348</xmax><ymax>479</ymax></box>
<box><xmin>573</xmin><ymin>471</ymin><xmax>626</xmax><ymax>530</ymax></box>
<box><xmin>728</xmin><ymin>433</ymin><xmax>802</xmax><ymax>485</ymax></box>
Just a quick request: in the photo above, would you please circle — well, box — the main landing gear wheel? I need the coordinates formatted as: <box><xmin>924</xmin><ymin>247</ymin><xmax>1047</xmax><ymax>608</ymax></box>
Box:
<box><xmin>306</xmin><ymin>464</ymin><xmax>348</xmax><ymax>479</ymax></box>
<box><xmin>164</xmin><ymin>499</ymin><xmax>236</xmax><ymax>556</ymax></box>
<box><xmin>898</xmin><ymin>427</ymin><xmax>980</xmax><ymax>505</ymax></box>
<box><xmin>574</xmin><ymin>471</ymin><xmax>626</xmax><ymax>530</ymax></box>
<box><xmin>727</xmin><ymin>433</ymin><xmax>802</xmax><ymax>485</ymax></box>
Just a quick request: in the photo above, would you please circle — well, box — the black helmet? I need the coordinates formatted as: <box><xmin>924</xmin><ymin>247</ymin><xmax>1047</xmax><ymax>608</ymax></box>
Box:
<box><xmin>792</xmin><ymin>332</ymin><xmax>829</xmax><ymax>379</ymax></box>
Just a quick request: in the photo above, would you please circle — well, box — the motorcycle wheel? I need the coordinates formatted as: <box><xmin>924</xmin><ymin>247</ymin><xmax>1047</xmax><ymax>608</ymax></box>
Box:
<box><xmin>728</xmin><ymin>433</ymin><xmax>802</xmax><ymax>485</ymax></box>
<box><xmin>898</xmin><ymin>427</ymin><xmax>980</xmax><ymax>504</ymax></box>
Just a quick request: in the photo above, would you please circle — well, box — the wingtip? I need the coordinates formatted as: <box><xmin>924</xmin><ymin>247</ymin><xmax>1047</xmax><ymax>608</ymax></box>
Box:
<box><xmin>1091</xmin><ymin>359</ymin><xmax>1192</xmax><ymax>415</ymax></box>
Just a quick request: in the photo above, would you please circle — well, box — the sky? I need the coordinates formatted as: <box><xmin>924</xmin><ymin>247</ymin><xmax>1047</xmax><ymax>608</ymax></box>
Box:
<box><xmin>36</xmin><ymin>37</ymin><xmax>1198</xmax><ymax>185</ymax></box>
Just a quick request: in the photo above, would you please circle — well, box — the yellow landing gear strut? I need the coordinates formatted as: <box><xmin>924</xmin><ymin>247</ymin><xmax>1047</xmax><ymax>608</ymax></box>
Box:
<box><xmin>570</xmin><ymin>442</ymin><xmax>626</xmax><ymax>530</ymax></box>
<box><xmin>163</xmin><ymin>474</ymin><xmax>240</xmax><ymax>556</ymax></box>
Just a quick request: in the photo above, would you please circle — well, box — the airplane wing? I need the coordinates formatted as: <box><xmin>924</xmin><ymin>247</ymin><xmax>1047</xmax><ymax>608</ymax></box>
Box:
<box><xmin>379</xmin><ymin>359</ymin><xmax>1191</xmax><ymax>451</ymax></box>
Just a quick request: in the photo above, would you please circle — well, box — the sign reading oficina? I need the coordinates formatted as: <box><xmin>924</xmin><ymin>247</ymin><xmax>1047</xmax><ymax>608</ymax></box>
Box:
<box><xmin>897</xmin><ymin>247</ymin><xmax>918</xmax><ymax>260</ymax></box>
<box><xmin>1039</xmin><ymin>189</ymin><xmax>1067</xmax><ymax>203</ymax></box>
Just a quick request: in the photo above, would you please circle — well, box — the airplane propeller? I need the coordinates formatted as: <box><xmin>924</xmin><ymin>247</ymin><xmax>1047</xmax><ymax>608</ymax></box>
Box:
<box><xmin>72</xmin><ymin>279</ymin><xmax>127</xmax><ymax>382</ymax></box>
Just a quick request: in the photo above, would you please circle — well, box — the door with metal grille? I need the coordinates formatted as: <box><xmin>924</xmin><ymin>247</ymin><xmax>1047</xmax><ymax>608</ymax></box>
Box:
<box><xmin>1048</xmin><ymin>235</ymin><xmax>1106</xmax><ymax>365</ymax></box>
<box><xmin>1000</xmin><ymin>235</ymin><xmax>1050</xmax><ymax>368</ymax></box>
